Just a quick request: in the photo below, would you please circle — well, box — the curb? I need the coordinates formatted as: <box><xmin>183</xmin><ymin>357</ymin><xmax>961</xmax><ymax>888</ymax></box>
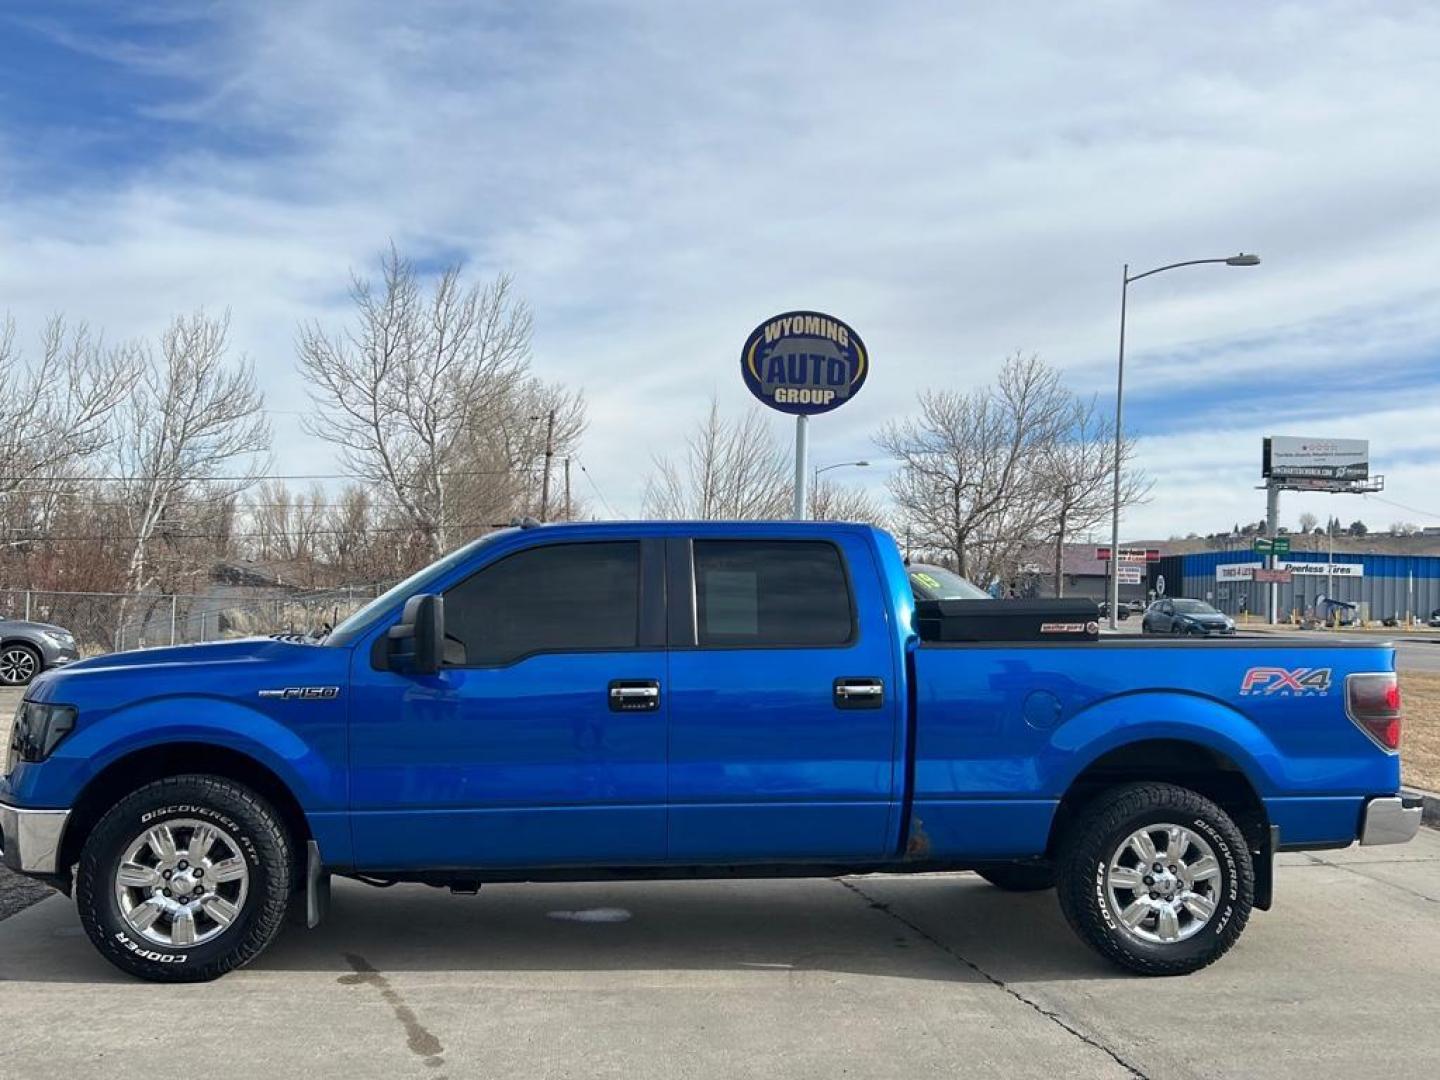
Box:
<box><xmin>1402</xmin><ymin>787</ymin><xmax>1440</xmax><ymax>828</ymax></box>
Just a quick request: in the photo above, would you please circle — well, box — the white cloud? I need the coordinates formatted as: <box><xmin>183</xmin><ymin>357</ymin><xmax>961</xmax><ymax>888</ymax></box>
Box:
<box><xmin>2</xmin><ymin>0</ymin><xmax>1439</xmax><ymax>536</ymax></box>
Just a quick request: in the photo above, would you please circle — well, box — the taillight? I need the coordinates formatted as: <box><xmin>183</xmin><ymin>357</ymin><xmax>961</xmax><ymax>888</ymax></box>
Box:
<box><xmin>1346</xmin><ymin>673</ymin><xmax>1402</xmax><ymax>751</ymax></box>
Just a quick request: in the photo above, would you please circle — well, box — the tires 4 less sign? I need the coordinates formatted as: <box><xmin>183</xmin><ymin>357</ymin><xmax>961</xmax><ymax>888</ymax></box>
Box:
<box><xmin>741</xmin><ymin>311</ymin><xmax>868</xmax><ymax>415</ymax></box>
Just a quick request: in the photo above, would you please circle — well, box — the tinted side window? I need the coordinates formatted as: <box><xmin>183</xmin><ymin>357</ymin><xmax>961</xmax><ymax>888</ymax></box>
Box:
<box><xmin>693</xmin><ymin>540</ymin><xmax>853</xmax><ymax>647</ymax></box>
<box><xmin>444</xmin><ymin>541</ymin><xmax>639</xmax><ymax>666</ymax></box>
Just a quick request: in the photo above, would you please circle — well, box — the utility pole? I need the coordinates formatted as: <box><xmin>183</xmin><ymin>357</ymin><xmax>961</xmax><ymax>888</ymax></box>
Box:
<box><xmin>538</xmin><ymin>409</ymin><xmax>556</xmax><ymax>522</ymax></box>
<box><xmin>564</xmin><ymin>457</ymin><xmax>572</xmax><ymax>521</ymax></box>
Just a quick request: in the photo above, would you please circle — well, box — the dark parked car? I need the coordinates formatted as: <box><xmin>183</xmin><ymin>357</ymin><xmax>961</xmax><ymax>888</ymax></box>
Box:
<box><xmin>1142</xmin><ymin>598</ymin><xmax>1235</xmax><ymax>636</ymax></box>
<box><xmin>0</xmin><ymin>619</ymin><xmax>80</xmax><ymax>686</ymax></box>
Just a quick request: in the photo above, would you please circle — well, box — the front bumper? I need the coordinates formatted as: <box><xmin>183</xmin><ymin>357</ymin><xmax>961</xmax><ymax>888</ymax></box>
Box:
<box><xmin>0</xmin><ymin>801</ymin><xmax>70</xmax><ymax>873</ymax></box>
<box><xmin>1360</xmin><ymin>795</ymin><xmax>1423</xmax><ymax>846</ymax></box>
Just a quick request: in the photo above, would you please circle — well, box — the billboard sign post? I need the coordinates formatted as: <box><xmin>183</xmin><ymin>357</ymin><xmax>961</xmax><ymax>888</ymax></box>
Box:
<box><xmin>741</xmin><ymin>311</ymin><xmax>869</xmax><ymax>519</ymax></box>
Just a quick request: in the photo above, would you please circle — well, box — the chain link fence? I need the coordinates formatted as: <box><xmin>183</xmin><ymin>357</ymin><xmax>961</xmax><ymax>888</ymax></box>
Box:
<box><xmin>0</xmin><ymin>584</ymin><xmax>387</xmax><ymax>656</ymax></box>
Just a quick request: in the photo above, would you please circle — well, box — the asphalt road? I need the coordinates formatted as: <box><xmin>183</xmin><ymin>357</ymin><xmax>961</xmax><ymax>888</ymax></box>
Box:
<box><xmin>0</xmin><ymin>836</ymin><xmax>1436</xmax><ymax>1079</ymax></box>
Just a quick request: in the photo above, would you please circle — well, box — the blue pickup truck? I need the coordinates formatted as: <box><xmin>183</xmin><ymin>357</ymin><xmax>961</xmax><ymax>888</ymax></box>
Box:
<box><xmin>1</xmin><ymin>521</ymin><xmax>1421</xmax><ymax>981</ymax></box>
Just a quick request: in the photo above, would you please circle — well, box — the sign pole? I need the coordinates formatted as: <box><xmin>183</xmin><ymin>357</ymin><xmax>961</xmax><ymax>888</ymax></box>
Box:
<box><xmin>1265</xmin><ymin>482</ymin><xmax>1280</xmax><ymax>624</ymax></box>
<box><xmin>793</xmin><ymin>414</ymin><xmax>810</xmax><ymax>519</ymax></box>
<box><xmin>740</xmin><ymin>311</ymin><xmax>867</xmax><ymax>521</ymax></box>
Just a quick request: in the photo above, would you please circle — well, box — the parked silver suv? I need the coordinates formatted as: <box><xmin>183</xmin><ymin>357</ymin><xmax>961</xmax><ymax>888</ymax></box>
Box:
<box><xmin>0</xmin><ymin>619</ymin><xmax>80</xmax><ymax>686</ymax></box>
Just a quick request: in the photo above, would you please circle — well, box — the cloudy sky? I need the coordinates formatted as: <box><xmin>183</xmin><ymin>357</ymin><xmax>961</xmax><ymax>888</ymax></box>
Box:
<box><xmin>3</xmin><ymin>0</ymin><xmax>1438</xmax><ymax>540</ymax></box>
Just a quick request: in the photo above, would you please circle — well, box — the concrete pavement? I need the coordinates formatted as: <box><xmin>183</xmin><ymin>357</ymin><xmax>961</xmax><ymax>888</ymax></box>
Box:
<box><xmin>1</xmin><ymin>832</ymin><xmax>1437</xmax><ymax>1080</ymax></box>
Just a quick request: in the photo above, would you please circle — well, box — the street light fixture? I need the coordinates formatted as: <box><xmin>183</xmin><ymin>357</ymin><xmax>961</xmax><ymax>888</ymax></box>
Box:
<box><xmin>815</xmin><ymin>459</ymin><xmax>870</xmax><ymax>479</ymax></box>
<box><xmin>809</xmin><ymin>460</ymin><xmax>870</xmax><ymax>519</ymax></box>
<box><xmin>1107</xmin><ymin>253</ymin><xmax>1261</xmax><ymax>629</ymax></box>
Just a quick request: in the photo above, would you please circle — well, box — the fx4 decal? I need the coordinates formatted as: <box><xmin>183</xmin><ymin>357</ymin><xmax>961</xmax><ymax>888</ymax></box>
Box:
<box><xmin>257</xmin><ymin>686</ymin><xmax>340</xmax><ymax>701</ymax></box>
<box><xmin>1239</xmin><ymin>667</ymin><xmax>1333</xmax><ymax>696</ymax></box>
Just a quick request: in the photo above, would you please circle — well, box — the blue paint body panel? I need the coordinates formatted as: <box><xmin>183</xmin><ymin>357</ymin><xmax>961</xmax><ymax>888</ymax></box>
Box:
<box><xmin>1</xmin><ymin>521</ymin><xmax>1404</xmax><ymax>876</ymax></box>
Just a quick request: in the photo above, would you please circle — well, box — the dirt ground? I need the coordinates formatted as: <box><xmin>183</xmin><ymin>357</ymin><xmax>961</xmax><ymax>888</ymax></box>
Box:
<box><xmin>1400</xmin><ymin>671</ymin><xmax>1440</xmax><ymax>792</ymax></box>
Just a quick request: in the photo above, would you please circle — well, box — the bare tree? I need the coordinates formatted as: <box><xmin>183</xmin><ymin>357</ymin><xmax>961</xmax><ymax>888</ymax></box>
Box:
<box><xmin>876</xmin><ymin>353</ymin><xmax>1070</xmax><ymax>583</ymax></box>
<box><xmin>0</xmin><ymin>314</ymin><xmax>136</xmax><ymax>496</ymax></box>
<box><xmin>1298</xmin><ymin>511</ymin><xmax>1319</xmax><ymax>535</ymax></box>
<box><xmin>643</xmin><ymin>398</ymin><xmax>792</xmax><ymax>519</ymax></box>
<box><xmin>113</xmin><ymin>311</ymin><xmax>270</xmax><ymax>603</ymax></box>
<box><xmin>297</xmin><ymin>247</ymin><xmax>544</xmax><ymax>555</ymax></box>
<box><xmin>1035</xmin><ymin>395</ymin><xmax>1150</xmax><ymax>596</ymax></box>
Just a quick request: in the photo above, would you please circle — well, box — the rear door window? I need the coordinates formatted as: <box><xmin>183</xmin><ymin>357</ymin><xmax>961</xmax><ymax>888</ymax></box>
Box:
<box><xmin>693</xmin><ymin>540</ymin><xmax>853</xmax><ymax>647</ymax></box>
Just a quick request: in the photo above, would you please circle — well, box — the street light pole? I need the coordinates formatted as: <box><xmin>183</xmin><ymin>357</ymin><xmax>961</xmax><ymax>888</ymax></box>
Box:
<box><xmin>1107</xmin><ymin>253</ymin><xmax>1260</xmax><ymax>629</ymax></box>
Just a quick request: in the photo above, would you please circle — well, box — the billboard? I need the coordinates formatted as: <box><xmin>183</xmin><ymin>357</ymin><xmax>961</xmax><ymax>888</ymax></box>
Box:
<box><xmin>1262</xmin><ymin>436</ymin><xmax>1369</xmax><ymax>481</ymax></box>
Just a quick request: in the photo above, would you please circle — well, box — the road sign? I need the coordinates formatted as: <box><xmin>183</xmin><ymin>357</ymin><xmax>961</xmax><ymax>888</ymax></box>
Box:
<box><xmin>1253</xmin><ymin>536</ymin><xmax>1291</xmax><ymax>556</ymax></box>
<box><xmin>741</xmin><ymin>311</ymin><xmax>868</xmax><ymax>416</ymax></box>
<box><xmin>1254</xmin><ymin>568</ymin><xmax>1293</xmax><ymax>584</ymax></box>
<box><xmin>1116</xmin><ymin>565</ymin><xmax>1143</xmax><ymax>585</ymax></box>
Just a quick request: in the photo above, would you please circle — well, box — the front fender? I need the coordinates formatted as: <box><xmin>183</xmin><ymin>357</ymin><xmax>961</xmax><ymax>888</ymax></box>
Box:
<box><xmin>1046</xmin><ymin>690</ymin><xmax>1281</xmax><ymax>797</ymax></box>
<box><xmin>7</xmin><ymin>694</ymin><xmax>345</xmax><ymax>813</ymax></box>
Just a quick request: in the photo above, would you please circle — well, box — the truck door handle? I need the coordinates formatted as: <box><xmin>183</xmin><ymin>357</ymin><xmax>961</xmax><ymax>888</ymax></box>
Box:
<box><xmin>609</xmin><ymin>679</ymin><xmax>661</xmax><ymax>712</ymax></box>
<box><xmin>834</xmin><ymin>677</ymin><xmax>885</xmax><ymax>709</ymax></box>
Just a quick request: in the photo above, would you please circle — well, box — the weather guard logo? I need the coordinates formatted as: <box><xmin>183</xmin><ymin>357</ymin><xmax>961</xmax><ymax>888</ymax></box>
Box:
<box><xmin>1239</xmin><ymin>667</ymin><xmax>1332</xmax><ymax>696</ymax></box>
<box><xmin>257</xmin><ymin>686</ymin><xmax>340</xmax><ymax>701</ymax></box>
<box><xmin>740</xmin><ymin>311</ymin><xmax>868</xmax><ymax>416</ymax></box>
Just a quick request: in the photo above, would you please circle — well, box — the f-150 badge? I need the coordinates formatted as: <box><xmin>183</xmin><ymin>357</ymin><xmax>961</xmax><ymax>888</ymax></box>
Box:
<box><xmin>257</xmin><ymin>686</ymin><xmax>340</xmax><ymax>700</ymax></box>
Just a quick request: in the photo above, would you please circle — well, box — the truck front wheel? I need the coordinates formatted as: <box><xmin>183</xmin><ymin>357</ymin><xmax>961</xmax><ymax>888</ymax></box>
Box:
<box><xmin>75</xmin><ymin>775</ymin><xmax>293</xmax><ymax>982</ymax></box>
<box><xmin>1056</xmin><ymin>782</ymin><xmax>1252</xmax><ymax>975</ymax></box>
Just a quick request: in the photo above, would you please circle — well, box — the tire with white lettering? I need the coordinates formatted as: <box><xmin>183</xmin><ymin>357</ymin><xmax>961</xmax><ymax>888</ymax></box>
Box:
<box><xmin>1056</xmin><ymin>782</ymin><xmax>1252</xmax><ymax>976</ymax></box>
<box><xmin>75</xmin><ymin>775</ymin><xmax>292</xmax><ymax>982</ymax></box>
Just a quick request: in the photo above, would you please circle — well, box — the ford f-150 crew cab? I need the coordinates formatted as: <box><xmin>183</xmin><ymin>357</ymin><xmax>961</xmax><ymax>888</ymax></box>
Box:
<box><xmin>0</xmin><ymin>521</ymin><xmax>1422</xmax><ymax>981</ymax></box>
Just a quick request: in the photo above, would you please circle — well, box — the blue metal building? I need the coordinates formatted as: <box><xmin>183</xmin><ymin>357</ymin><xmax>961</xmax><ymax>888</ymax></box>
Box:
<box><xmin>1152</xmin><ymin>548</ymin><xmax>1440</xmax><ymax>623</ymax></box>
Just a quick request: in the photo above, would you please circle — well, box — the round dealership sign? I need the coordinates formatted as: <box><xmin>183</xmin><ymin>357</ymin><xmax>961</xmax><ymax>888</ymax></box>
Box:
<box><xmin>740</xmin><ymin>310</ymin><xmax>868</xmax><ymax>416</ymax></box>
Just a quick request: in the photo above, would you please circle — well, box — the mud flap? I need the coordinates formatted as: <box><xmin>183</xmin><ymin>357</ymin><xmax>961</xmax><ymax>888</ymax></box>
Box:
<box><xmin>305</xmin><ymin>839</ymin><xmax>331</xmax><ymax>928</ymax></box>
<box><xmin>1253</xmin><ymin>824</ymin><xmax>1278</xmax><ymax>912</ymax></box>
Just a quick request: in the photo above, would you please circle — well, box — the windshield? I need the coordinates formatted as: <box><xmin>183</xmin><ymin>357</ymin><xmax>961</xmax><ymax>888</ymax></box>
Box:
<box><xmin>908</xmin><ymin>564</ymin><xmax>991</xmax><ymax>601</ymax></box>
<box><xmin>1172</xmin><ymin>599</ymin><xmax>1218</xmax><ymax>615</ymax></box>
<box><xmin>327</xmin><ymin>529</ymin><xmax>513</xmax><ymax>646</ymax></box>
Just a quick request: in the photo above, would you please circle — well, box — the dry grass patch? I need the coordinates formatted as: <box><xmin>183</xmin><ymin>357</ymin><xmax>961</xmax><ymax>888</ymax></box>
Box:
<box><xmin>1401</xmin><ymin>671</ymin><xmax>1440</xmax><ymax>792</ymax></box>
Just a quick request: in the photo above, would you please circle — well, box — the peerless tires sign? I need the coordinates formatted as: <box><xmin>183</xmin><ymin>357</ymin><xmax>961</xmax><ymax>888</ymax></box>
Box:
<box><xmin>1262</xmin><ymin>436</ymin><xmax>1369</xmax><ymax>481</ymax></box>
<box><xmin>740</xmin><ymin>311</ymin><xmax>868</xmax><ymax>416</ymax></box>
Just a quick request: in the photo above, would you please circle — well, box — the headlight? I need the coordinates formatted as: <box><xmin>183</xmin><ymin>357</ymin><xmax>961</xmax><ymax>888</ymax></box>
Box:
<box><xmin>38</xmin><ymin>630</ymin><xmax>74</xmax><ymax>648</ymax></box>
<box><xmin>5</xmin><ymin>701</ymin><xmax>77</xmax><ymax>774</ymax></box>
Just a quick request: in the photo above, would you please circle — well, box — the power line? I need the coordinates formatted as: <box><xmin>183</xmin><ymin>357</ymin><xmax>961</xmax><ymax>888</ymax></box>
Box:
<box><xmin>575</xmin><ymin>459</ymin><xmax>616</xmax><ymax>518</ymax></box>
<box><xmin>1361</xmin><ymin>493</ymin><xmax>1440</xmax><ymax>523</ymax></box>
<box><xmin>2</xmin><ymin>521</ymin><xmax>516</xmax><ymax>545</ymax></box>
<box><xmin>0</xmin><ymin>467</ymin><xmax>543</xmax><ymax>485</ymax></box>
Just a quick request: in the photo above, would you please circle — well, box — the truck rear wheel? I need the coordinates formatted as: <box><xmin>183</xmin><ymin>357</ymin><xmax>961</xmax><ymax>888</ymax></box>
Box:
<box><xmin>1056</xmin><ymin>781</ymin><xmax>1252</xmax><ymax>976</ymax></box>
<box><xmin>75</xmin><ymin>775</ymin><xmax>293</xmax><ymax>982</ymax></box>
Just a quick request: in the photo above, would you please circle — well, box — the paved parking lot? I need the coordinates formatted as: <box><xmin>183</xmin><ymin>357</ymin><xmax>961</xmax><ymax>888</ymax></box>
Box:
<box><xmin>4</xmin><ymin>685</ymin><xmax>1439</xmax><ymax>1079</ymax></box>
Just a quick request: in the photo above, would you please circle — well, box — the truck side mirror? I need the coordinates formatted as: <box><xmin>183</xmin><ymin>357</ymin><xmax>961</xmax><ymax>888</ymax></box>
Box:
<box><xmin>387</xmin><ymin>594</ymin><xmax>444</xmax><ymax>675</ymax></box>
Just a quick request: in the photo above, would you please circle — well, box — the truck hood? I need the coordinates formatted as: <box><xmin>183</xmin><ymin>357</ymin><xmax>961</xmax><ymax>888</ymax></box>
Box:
<box><xmin>25</xmin><ymin>637</ymin><xmax>345</xmax><ymax>707</ymax></box>
<box><xmin>57</xmin><ymin>637</ymin><xmax>313</xmax><ymax>674</ymax></box>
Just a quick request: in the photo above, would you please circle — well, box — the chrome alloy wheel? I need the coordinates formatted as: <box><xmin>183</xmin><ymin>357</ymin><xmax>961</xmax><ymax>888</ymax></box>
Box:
<box><xmin>0</xmin><ymin>646</ymin><xmax>37</xmax><ymax>685</ymax></box>
<box><xmin>1104</xmin><ymin>823</ymin><xmax>1220</xmax><ymax>944</ymax></box>
<box><xmin>113</xmin><ymin>819</ymin><xmax>250</xmax><ymax>948</ymax></box>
